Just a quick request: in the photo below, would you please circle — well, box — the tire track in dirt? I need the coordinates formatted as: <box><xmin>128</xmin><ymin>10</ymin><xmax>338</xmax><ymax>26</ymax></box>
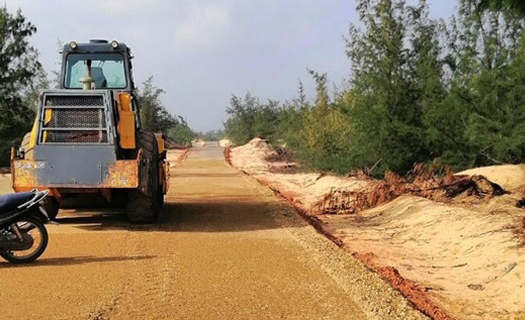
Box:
<box><xmin>85</xmin><ymin>232</ymin><xmax>145</xmax><ymax>320</ymax></box>
<box><xmin>92</xmin><ymin>232</ymin><xmax>177</xmax><ymax>320</ymax></box>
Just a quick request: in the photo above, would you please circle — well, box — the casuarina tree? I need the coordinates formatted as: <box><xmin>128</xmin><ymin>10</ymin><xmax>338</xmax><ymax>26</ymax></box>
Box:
<box><xmin>0</xmin><ymin>7</ymin><xmax>43</xmax><ymax>165</ymax></box>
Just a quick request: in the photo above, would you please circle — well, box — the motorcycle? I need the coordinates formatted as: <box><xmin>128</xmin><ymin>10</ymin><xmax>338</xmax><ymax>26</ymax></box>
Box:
<box><xmin>0</xmin><ymin>189</ymin><xmax>53</xmax><ymax>264</ymax></box>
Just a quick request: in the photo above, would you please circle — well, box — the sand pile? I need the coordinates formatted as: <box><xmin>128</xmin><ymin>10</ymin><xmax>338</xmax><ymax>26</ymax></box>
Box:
<box><xmin>192</xmin><ymin>139</ymin><xmax>206</xmax><ymax>147</ymax></box>
<box><xmin>230</xmin><ymin>138</ymin><xmax>371</xmax><ymax>208</ymax></box>
<box><xmin>218</xmin><ymin>138</ymin><xmax>233</xmax><ymax>148</ymax></box>
<box><xmin>324</xmin><ymin>194</ymin><xmax>525</xmax><ymax>320</ymax></box>
<box><xmin>459</xmin><ymin>164</ymin><xmax>525</xmax><ymax>191</ymax></box>
<box><xmin>230</xmin><ymin>138</ymin><xmax>525</xmax><ymax>320</ymax></box>
<box><xmin>229</xmin><ymin>137</ymin><xmax>274</xmax><ymax>174</ymax></box>
<box><xmin>317</xmin><ymin>166</ymin><xmax>505</xmax><ymax>215</ymax></box>
<box><xmin>167</xmin><ymin>149</ymin><xmax>189</xmax><ymax>169</ymax></box>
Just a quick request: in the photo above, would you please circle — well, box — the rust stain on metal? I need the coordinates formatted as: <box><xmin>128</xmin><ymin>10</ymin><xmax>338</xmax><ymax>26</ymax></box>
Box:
<box><xmin>12</xmin><ymin>160</ymin><xmax>139</xmax><ymax>190</ymax></box>
<box><xmin>11</xmin><ymin>160</ymin><xmax>38</xmax><ymax>189</ymax></box>
<box><xmin>104</xmin><ymin>160</ymin><xmax>139</xmax><ymax>188</ymax></box>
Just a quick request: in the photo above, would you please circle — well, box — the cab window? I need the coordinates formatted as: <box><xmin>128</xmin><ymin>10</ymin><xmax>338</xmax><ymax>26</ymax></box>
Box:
<box><xmin>64</xmin><ymin>53</ymin><xmax>127</xmax><ymax>89</ymax></box>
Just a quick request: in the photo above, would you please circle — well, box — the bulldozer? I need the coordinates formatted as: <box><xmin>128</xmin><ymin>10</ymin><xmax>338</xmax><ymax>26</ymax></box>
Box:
<box><xmin>10</xmin><ymin>39</ymin><xmax>169</xmax><ymax>223</ymax></box>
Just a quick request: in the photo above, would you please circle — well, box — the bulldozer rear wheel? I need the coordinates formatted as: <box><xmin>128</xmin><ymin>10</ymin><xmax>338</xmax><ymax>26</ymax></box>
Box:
<box><xmin>126</xmin><ymin>132</ymin><xmax>160</xmax><ymax>224</ymax></box>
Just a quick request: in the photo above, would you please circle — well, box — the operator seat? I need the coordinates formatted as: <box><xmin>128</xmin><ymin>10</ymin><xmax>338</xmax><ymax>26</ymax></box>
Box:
<box><xmin>91</xmin><ymin>67</ymin><xmax>107</xmax><ymax>88</ymax></box>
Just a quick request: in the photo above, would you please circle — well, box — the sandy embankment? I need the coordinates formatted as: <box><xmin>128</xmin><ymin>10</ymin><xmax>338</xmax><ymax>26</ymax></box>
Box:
<box><xmin>218</xmin><ymin>138</ymin><xmax>233</xmax><ymax>148</ymax></box>
<box><xmin>229</xmin><ymin>138</ymin><xmax>525</xmax><ymax>320</ymax></box>
<box><xmin>166</xmin><ymin>148</ymin><xmax>190</xmax><ymax>168</ymax></box>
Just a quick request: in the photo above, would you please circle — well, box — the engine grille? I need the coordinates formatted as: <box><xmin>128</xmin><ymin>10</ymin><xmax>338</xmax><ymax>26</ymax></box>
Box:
<box><xmin>40</xmin><ymin>94</ymin><xmax>109</xmax><ymax>144</ymax></box>
<box><xmin>44</xmin><ymin>131</ymin><xmax>108</xmax><ymax>144</ymax></box>
<box><xmin>45</xmin><ymin>109</ymin><xmax>107</xmax><ymax>129</ymax></box>
<box><xmin>46</xmin><ymin>96</ymin><xmax>104</xmax><ymax>107</ymax></box>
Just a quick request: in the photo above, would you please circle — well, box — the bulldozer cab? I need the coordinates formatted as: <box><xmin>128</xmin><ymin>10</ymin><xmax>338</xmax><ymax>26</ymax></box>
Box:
<box><xmin>59</xmin><ymin>40</ymin><xmax>136</xmax><ymax>92</ymax></box>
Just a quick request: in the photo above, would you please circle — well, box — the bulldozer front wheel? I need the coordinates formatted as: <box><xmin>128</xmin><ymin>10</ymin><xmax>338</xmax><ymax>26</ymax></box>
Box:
<box><xmin>158</xmin><ymin>184</ymin><xmax>165</xmax><ymax>209</ymax></box>
<box><xmin>126</xmin><ymin>132</ymin><xmax>160</xmax><ymax>224</ymax></box>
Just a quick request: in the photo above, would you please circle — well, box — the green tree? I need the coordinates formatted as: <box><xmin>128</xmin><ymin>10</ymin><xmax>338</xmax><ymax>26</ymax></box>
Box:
<box><xmin>345</xmin><ymin>0</ymin><xmax>431</xmax><ymax>174</ymax></box>
<box><xmin>168</xmin><ymin>116</ymin><xmax>195</xmax><ymax>146</ymax></box>
<box><xmin>0</xmin><ymin>7</ymin><xmax>43</xmax><ymax>165</ymax></box>
<box><xmin>138</xmin><ymin>77</ymin><xmax>169</xmax><ymax>132</ymax></box>
<box><xmin>224</xmin><ymin>93</ymin><xmax>258</xmax><ymax>145</ymax></box>
<box><xmin>198</xmin><ymin>129</ymin><xmax>225</xmax><ymax>141</ymax></box>
<box><xmin>441</xmin><ymin>0</ymin><xmax>525</xmax><ymax>167</ymax></box>
<box><xmin>294</xmin><ymin>71</ymin><xmax>353</xmax><ymax>173</ymax></box>
<box><xmin>136</xmin><ymin>77</ymin><xmax>195</xmax><ymax>146</ymax></box>
<box><xmin>223</xmin><ymin>0</ymin><xmax>525</xmax><ymax>177</ymax></box>
<box><xmin>475</xmin><ymin>0</ymin><xmax>525</xmax><ymax>15</ymax></box>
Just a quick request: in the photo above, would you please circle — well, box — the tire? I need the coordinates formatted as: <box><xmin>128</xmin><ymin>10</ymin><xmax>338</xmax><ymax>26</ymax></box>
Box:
<box><xmin>43</xmin><ymin>197</ymin><xmax>60</xmax><ymax>220</ymax></box>
<box><xmin>0</xmin><ymin>217</ymin><xmax>48</xmax><ymax>264</ymax></box>
<box><xmin>126</xmin><ymin>132</ymin><xmax>160</xmax><ymax>224</ymax></box>
<box><xmin>20</xmin><ymin>132</ymin><xmax>34</xmax><ymax>160</ymax></box>
<box><xmin>158</xmin><ymin>183</ymin><xmax>165</xmax><ymax>209</ymax></box>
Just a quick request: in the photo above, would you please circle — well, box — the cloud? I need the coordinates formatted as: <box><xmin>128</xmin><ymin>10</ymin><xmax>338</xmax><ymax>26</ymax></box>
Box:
<box><xmin>3</xmin><ymin>0</ymin><xmax>457</xmax><ymax>131</ymax></box>
<box><xmin>97</xmin><ymin>0</ymin><xmax>159</xmax><ymax>16</ymax></box>
<box><xmin>172</xmin><ymin>0</ymin><xmax>233</xmax><ymax>48</ymax></box>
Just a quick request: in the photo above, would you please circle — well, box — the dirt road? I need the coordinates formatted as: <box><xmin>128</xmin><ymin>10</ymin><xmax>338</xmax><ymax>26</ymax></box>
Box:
<box><xmin>0</xmin><ymin>144</ymin><xmax>425</xmax><ymax>320</ymax></box>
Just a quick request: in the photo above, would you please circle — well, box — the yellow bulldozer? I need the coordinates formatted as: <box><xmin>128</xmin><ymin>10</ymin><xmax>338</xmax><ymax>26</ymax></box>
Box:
<box><xmin>10</xmin><ymin>39</ymin><xmax>169</xmax><ymax>223</ymax></box>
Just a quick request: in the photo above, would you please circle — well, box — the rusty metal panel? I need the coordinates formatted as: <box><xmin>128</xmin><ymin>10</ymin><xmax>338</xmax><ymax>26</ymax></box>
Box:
<box><xmin>12</xmin><ymin>160</ymin><xmax>40</xmax><ymax>189</ymax></box>
<box><xmin>35</xmin><ymin>145</ymin><xmax>116</xmax><ymax>186</ymax></box>
<box><xmin>103</xmin><ymin>160</ymin><xmax>138</xmax><ymax>188</ymax></box>
<box><xmin>12</xmin><ymin>159</ymin><xmax>139</xmax><ymax>189</ymax></box>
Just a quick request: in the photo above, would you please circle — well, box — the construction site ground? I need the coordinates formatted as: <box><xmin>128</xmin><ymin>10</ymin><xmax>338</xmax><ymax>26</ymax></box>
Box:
<box><xmin>0</xmin><ymin>144</ymin><xmax>426</xmax><ymax>320</ymax></box>
<box><xmin>229</xmin><ymin>138</ymin><xmax>525</xmax><ymax>320</ymax></box>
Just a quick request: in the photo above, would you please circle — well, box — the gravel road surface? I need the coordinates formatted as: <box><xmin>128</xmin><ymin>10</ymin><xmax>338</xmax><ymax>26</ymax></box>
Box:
<box><xmin>0</xmin><ymin>144</ymin><xmax>426</xmax><ymax>320</ymax></box>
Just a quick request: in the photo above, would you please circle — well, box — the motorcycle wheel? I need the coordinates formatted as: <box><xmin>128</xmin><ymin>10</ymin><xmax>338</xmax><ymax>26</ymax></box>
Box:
<box><xmin>0</xmin><ymin>217</ymin><xmax>48</xmax><ymax>264</ymax></box>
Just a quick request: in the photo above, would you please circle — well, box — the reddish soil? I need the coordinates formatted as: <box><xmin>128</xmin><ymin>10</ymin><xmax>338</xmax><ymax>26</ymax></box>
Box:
<box><xmin>176</xmin><ymin>149</ymin><xmax>190</xmax><ymax>167</ymax></box>
<box><xmin>224</xmin><ymin>146</ymin><xmax>232</xmax><ymax>166</ymax></box>
<box><xmin>317</xmin><ymin>164</ymin><xmax>505</xmax><ymax>215</ymax></box>
<box><xmin>267</xmin><ymin>182</ymin><xmax>458</xmax><ymax>320</ymax></box>
<box><xmin>353</xmin><ymin>253</ymin><xmax>458</xmax><ymax>320</ymax></box>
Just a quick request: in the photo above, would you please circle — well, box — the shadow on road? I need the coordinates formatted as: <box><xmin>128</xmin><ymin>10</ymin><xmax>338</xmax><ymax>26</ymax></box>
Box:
<box><xmin>0</xmin><ymin>255</ymin><xmax>155</xmax><ymax>268</ymax></box>
<box><xmin>56</xmin><ymin>198</ymin><xmax>285</xmax><ymax>234</ymax></box>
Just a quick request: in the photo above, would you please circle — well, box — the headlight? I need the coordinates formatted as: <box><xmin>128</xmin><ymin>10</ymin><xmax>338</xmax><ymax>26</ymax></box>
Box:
<box><xmin>111</xmin><ymin>40</ymin><xmax>119</xmax><ymax>49</ymax></box>
<box><xmin>69</xmin><ymin>41</ymin><xmax>77</xmax><ymax>50</ymax></box>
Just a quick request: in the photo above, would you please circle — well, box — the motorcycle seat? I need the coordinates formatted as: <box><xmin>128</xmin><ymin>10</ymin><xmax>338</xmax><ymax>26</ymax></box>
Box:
<box><xmin>0</xmin><ymin>192</ymin><xmax>35</xmax><ymax>215</ymax></box>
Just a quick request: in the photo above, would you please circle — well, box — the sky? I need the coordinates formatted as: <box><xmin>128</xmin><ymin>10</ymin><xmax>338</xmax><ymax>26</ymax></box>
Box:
<box><xmin>4</xmin><ymin>0</ymin><xmax>457</xmax><ymax>131</ymax></box>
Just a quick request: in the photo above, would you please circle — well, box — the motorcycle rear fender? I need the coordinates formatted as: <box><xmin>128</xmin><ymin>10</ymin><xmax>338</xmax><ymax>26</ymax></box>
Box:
<box><xmin>30</xmin><ymin>206</ymin><xmax>51</xmax><ymax>224</ymax></box>
<box><xmin>0</xmin><ymin>207</ymin><xmax>49</xmax><ymax>228</ymax></box>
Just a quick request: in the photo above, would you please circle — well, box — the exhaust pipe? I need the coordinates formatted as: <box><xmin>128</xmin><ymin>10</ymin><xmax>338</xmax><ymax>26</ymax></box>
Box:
<box><xmin>80</xmin><ymin>59</ymin><xmax>93</xmax><ymax>90</ymax></box>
